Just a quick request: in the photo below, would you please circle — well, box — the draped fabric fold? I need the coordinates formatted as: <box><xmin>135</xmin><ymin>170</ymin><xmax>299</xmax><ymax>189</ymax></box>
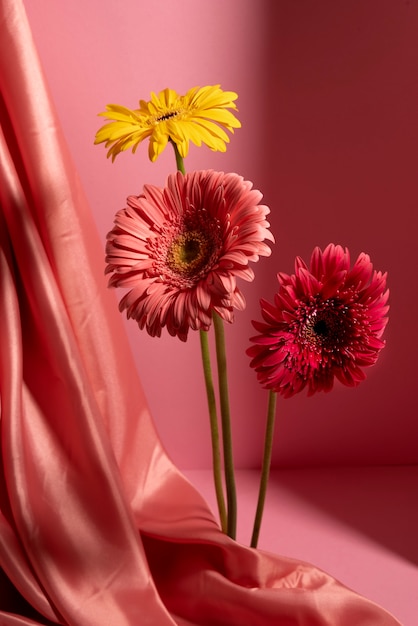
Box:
<box><xmin>0</xmin><ymin>1</ymin><xmax>401</xmax><ymax>624</ymax></box>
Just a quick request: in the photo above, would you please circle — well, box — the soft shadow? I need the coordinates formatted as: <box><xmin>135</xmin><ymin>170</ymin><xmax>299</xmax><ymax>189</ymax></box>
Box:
<box><xmin>0</xmin><ymin>568</ymin><xmax>58</xmax><ymax>624</ymax></box>
<box><xmin>269</xmin><ymin>465</ymin><xmax>418</xmax><ymax>566</ymax></box>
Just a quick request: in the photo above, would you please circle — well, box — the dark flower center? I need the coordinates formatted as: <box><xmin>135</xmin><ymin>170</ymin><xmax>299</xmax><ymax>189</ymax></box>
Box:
<box><xmin>179</xmin><ymin>235</ymin><xmax>201</xmax><ymax>263</ymax></box>
<box><xmin>298</xmin><ymin>298</ymin><xmax>351</xmax><ymax>354</ymax></box>
<box><xmin>313</xmin><ymin>318</ymin><xmax>329</xmax><ymax>337</ymax></box>
<box><xmin>156</xmin><ymin>110</ymin><xmax>180</xmax><ymax>122</ymax></box>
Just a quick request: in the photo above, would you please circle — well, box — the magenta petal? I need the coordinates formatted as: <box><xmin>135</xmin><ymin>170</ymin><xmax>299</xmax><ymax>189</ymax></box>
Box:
<box><xmin>248</xmin><ymin>243</ymin><xmax>389</xmax><ymax>398</ymax></box>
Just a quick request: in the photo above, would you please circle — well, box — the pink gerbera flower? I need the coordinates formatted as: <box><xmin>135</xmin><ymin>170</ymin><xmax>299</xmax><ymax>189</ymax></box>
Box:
<box><xmin>105</xmin><ymin>170</ymin><xmax>274</xmax><ymax>341</ymax></box>
<box><xmin>247</xmin><ymin>244</ymin><xmax>389</xmax><ymax>398</ymax></box>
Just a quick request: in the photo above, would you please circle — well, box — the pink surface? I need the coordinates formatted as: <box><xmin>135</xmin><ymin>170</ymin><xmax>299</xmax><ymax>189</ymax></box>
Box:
<box><xmin>23</xmin><ymin>0</ymin><xmax>418</xmax><ymax>469</ymax></box>
<box><xmin>185</xmin><ymin>467</ymin><xmax>418</xmax><ymax>626</ymax></box>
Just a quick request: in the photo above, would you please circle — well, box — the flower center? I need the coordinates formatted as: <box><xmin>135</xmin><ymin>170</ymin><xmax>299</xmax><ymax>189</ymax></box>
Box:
<box><xmin>166</xmin><ymin>230</ymin><xmax>214</xmax><ymax>277</ymax></box>
<box><xmin>148</xmin><ymin>208</ymin><xmax>222</xmax><ymax>288</ymax></box>
<box><xmin>313</xmin><ymin>318</ymin><xmax>329</xmax><ymax>337</ymax></box>
<box><xmin>155</xmin><ymin>110</ymin><xmax>181</xmax><ymax>122</ymax></box>
<box><xmin>281</xmin><ymin>292</ymin><xmax>370</xmax><ymax>377</ymax></box>
<box><xmin>298</xmin><ymin>298</ymin><xmax>351</xmax><ymax>353</ymax></box>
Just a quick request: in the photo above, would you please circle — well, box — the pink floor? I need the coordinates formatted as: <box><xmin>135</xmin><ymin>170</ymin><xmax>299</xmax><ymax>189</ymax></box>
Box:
<box><xmin>184</xmin><ymin>466</ymin><xmax>418</xmax><ymax>626</ymax></box>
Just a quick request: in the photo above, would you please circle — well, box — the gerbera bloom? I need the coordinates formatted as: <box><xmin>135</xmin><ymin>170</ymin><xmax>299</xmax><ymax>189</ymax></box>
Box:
<box><xmin>105</xmin><ymin>170</ymin><xmax>273</xmax><ymax>341</ymax></box>
<box><xmin>95</xmin><ymin>85</ymin><xmax>241</xmax><ymax>162</ymax></box>
<box><xmin>247</xmin><ymin>244</ymin><xmax>389</xmax><ymax>398</ymax></box>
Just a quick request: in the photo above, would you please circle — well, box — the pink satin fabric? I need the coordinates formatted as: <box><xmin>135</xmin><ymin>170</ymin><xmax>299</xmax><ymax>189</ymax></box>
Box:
<box><xmin>0</xmin><ymin>1</ymin><xmax>402</xmax><ymax>624</ymax></box>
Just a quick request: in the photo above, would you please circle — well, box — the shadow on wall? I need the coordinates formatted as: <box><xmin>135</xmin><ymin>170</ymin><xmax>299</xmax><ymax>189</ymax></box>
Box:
<box><xmin>269</xmin><ymin>465</ymin><xmax>418</xmax><ymax>567</ymax></box>
<box><xmin>256</xmin><ymin>0</ymin><xmax>418</xmax><ymax>467</ymax></box>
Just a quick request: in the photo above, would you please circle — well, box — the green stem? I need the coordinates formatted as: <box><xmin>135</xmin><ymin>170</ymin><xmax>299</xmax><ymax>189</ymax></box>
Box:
<box><xmin>170</xmin><ymin>140</ymin><xmax>186</xmax><ymax>174</ymax></box>
<box><xmin>213</xmin><ymin>312</ymin><xmax>237</xmax><ymax>539</ymax></box>
<box><xmin>169</xmin><ymin>139</ymin><xmax>230</xmax><ymax>535</ymax></box>
<box><xmin>199</xmin><ymin>330</ymin><xmax>227</xmax><ymax>533</ymax></box>
<box><xmin>250</xmin><ymin>391</ymin><xmax>277</xmax><ymax>548</ymax></box>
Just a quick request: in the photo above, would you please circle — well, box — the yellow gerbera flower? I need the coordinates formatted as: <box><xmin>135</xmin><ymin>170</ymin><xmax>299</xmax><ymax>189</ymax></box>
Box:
<box><xmin>94</xmin><ymin>85</ymin><xmax>241</xmax><ymax>162</ymax></box>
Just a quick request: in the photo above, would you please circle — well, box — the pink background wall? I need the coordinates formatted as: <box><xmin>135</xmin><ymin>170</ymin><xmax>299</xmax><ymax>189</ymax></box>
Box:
<box><xmin>25</xmin><ymin>0</ymin><xmax>418</xmax><ymax>469</ymax></box>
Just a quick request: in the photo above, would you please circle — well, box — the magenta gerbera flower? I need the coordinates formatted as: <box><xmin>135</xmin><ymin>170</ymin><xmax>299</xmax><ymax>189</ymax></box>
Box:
<box><xmin>247</xmin><ymin>244</ymin><xmax>389</xmax><ymax>398</ymax></box>
<box><xmin>105</xmin><ymin>170</ymin><xmax>274</xmax><ymax>341</ymax></box>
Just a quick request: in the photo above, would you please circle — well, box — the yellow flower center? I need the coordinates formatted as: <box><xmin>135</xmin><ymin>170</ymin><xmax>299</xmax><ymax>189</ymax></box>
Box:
<box><xmin>149</xmin><ymin>208</ymin><xmax>222</xmax><ymax>288</ymax></box>
<box><xmin>166</xmin><ymin>231</ymin><xmax>213</xmax><ymax>277</ymax></box>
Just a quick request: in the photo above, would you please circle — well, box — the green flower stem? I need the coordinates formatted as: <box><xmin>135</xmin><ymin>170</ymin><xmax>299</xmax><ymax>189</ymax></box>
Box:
<box><xmin>170</xmin><ymin>140</ymin><xmax>186</xmax><ymax>174</ymax></box>
<box><xmin>250</xmin><ymin>390</ymin><xmax>277</xmax><ymax>548</ymax></box>
<box><xmin>213</xmin><ymin>312</ymin><xmax>237</xmax><ymax>539</ymax></box>
<box><xmin>169</xmin><ymin>141</ymin><xmax>228</xmax><ymax>533</ymax></box>
<box><xmin>169</xmin><ymin>140</ymin><xmax>232</xmax><ymax>536</ymax></box>
<box><xmin>199</xmin><ymin>330</ymin><xmax>227</xmax><ymax>533</ymax></box>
